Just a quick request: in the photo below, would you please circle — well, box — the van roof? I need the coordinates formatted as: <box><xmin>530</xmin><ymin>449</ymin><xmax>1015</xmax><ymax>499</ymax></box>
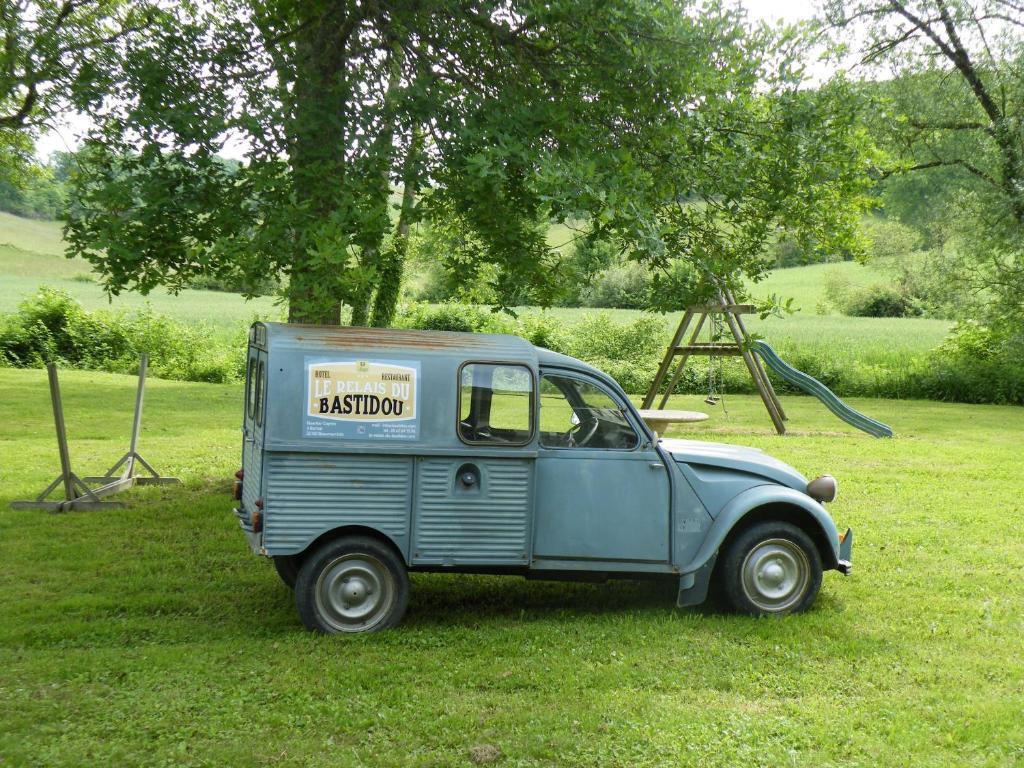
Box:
<box><xmin>259</xmin><ymin>322</ymin><xmax>611</xmax><ymax>381</ymax></box>
<box><xmin>261</xmin><ymin>322</ymin><xmax>536</xmax><ymax>358</ymax></box>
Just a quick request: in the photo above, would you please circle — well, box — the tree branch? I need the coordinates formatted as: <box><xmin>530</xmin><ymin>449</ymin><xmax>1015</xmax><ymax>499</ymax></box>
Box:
<box><xmin>906</xmin><ymin>118</ymin><xmax>993</xmax><ymax>133</ymax></box>
<box><xmin>879</xmin><ymin>157</ymin><xmax>999</xmax><ymax>187</ymax></box>
<box><xmin>932</xmin><ymin>0</ymin><xmax>1002</xmax><ymax>123</ymax></box>
<box><xmin>0</xmin><ymin>81</ymin><xmax>37</xmax><ymax>127</ymax></box>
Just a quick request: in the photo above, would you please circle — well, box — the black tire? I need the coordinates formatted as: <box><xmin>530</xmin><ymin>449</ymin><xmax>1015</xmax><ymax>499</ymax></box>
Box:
<box><xmin>272</xmin><ymin>555</ymin><xmax>301</xmax><ymax>589</ymax></box>
<box><xmin>295</xmin><ymin>536</ymin><xmax>409</xmax><ymax>634</ymax></box>
<box><xmin>715</xmin><ymin>521</ymin><xmax>822</xmax><ymax>616</ymax></box>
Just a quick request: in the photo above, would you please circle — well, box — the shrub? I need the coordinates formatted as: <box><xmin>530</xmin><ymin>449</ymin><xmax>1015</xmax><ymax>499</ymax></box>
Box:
<box><xmin>395</xmin><ymin>302</ymin><xmax>515</xmax><ymax>335</ymax></box>
<box><xmin>0</xmin><ymin>287</ymin><xmax>244</xmax><ymax>383</ymax></box>
<box><xmin>187</xmin><ymin>272</ymin><xmax>280</xmax><ymax>297</ymax></box>
<box><xmin>578</xmin><ymin>263</ymin><xmax>651</xmax><ymax>309</ymax></box>
<box><xmin>842</xmin><ymin>283</ymin><xmax>919</xmax><ymax>318</ymax></box>
<box><xmin>824</xmin><ymin>271</ymin><xmax>919</xmax><ymax>318</ymax></box>
<box><xmin>560</xmin><ymin>313</ymin><xmax>665</xmax><ymax>362</ymax></box>
<box><xmin>5</xmin><ymin>293</ymin><xmax>1021</xmax><ymax>405</ymax></box>
<box><xmin>516</xmin><ymin>313</ymin><xmax>570</xmax><ymax>355</ymax></box>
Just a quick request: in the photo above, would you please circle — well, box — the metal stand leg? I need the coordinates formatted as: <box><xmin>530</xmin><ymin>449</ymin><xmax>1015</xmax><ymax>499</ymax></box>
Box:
<box><xmin>83</xmin><ymin>354</ymin><xmax>180</xmax><ymax>487</ymax></box>
<box><xmin>11</xmin><ymin>364</ymin><xmax>126</xmax><ymax>512</ymax></box>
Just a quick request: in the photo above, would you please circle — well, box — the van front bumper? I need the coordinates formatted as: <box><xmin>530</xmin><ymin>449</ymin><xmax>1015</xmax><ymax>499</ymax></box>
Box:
<box><xmin>837</xmin><ymin>527</ymin><xmax>853</xmax><ymax>575</ymax></box>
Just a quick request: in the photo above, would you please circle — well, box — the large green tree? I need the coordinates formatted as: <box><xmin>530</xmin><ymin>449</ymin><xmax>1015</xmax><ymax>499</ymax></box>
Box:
<box><xmin>65</xmin><ymin>1</ymin><xmax>876</xmax><ymax>325</ymax></box>
<box><xmin>826</xmin><ymin>0</ymin><xmax>1024</xmax><ymax>325</ymax></box>
<box><xmin>1</xmin><ymin>1</ymin><xmax>154</xmax><ymax>183</ymax></box>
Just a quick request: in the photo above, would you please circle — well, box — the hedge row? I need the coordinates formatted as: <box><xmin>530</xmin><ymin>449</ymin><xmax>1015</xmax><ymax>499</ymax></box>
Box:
<box><xmin>2</xmin><ymin>289</ymin><xmax>1022</xmax><ymax>405</ymax></box>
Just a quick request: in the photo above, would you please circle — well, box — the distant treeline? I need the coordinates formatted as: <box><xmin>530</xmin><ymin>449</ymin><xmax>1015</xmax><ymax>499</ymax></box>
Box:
<box><xmin>0</xmin><ymin>152</ymin><xmax>72</xmax><ymax>220</ymax></box>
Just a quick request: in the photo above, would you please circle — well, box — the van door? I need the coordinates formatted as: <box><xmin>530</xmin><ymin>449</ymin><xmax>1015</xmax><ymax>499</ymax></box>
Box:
<box><xmin>411</xmin><ymin>363</ymin><xmax>535</xmax><ymax>566</ymax></box>
<box><xmin>532</xmin><ymin>371</ymin><xmax>670</xmax><ymax>563</ymax></box>
<box><xmin>241</xmin><ymin>346</ymin><xmax>267</xmax><ymax>521</ymax></box>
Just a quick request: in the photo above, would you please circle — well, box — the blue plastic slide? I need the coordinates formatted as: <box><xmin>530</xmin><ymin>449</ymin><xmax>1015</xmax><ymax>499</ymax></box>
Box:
<box><xmin>751</xmin><ymin>340</ymin><xmax>894</xmax><ymax>438</ymax></box>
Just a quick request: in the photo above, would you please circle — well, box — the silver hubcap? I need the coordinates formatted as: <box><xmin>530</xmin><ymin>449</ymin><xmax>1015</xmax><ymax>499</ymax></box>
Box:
<box><xmin>314</xmin><ymin>554</ymin><xmax>395</xmax><ymax>632</ymax></box>
<box><xmin>740</xmin><ymin>538</ymin><xmax>810</xmax><ymax>613</ymax></box>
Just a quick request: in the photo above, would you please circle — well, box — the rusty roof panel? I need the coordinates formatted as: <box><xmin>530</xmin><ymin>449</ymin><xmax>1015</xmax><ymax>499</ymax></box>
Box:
<box><xmin>262</xmin><ymin>322</ymin><xmax>536</xmax><ymax>356</ymax></box>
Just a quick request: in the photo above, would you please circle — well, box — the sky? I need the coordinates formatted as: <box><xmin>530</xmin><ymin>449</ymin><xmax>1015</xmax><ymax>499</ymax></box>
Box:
<box><xmin>744</xmin><ymin>0</ymin><xmax>818</xmax><ymax>23</ymax></box>
<box><xmin>35</xmin><ymin>0</ymin><xmax>823</xmax><ymax>160</ymax></box>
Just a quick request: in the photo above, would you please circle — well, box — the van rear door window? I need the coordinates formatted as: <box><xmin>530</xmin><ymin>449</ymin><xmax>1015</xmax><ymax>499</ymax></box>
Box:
<box><xmin>255</xmin><ymin>359</ymin><xmax>266</xmax><ymax>427</ymax></box>
<box><xmin>246</xmin><ymin>356</ymin><xmax>257</xmax><ymax>421</ymax></box>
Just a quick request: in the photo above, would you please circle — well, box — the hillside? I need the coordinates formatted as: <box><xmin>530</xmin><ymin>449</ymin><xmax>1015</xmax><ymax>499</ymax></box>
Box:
<box><xmin>0</xmin><ymin>213</ymin><xmax>950</xmax><ymax>359</ymax></box>
<box><xmin>0</xmin><ymin>213</ymin><xmax>282</xmax><ymax>336</ymax></box>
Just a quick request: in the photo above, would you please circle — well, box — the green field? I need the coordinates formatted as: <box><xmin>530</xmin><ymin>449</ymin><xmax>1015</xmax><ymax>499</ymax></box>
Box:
<box><xmin>1</xmin><ymin>368</ymin><xmax>1021</xmax><ymax>766</ymax></box>
<box><xmin>0</xmin><ymin>213</ymin><xmax>951</xmax><ymax>357</ymax></box>
<box><xmin>0</xmin><ymin>212</ymin><xmax>284</xmax><ymax>338</ymax></box>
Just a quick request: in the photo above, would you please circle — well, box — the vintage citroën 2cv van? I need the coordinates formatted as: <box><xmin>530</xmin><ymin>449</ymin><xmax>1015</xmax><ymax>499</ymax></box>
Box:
<box><xmin>233</xmin><ymin>322</ymin><xmax>851</xmax><ymax>633</ymax></box>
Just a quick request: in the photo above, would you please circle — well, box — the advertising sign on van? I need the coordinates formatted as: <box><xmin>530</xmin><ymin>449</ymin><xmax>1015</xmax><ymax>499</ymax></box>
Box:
<box><xmin>304</xmin><ymin>358</ymin><xmax>420</xmax><ymax>439</ymax></box>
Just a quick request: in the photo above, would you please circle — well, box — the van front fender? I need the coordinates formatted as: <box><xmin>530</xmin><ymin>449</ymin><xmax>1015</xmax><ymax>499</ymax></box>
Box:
<box><xmin>682</xmin><ymin>484</ymin><xmax>841</xmax><ymax>575</ymax></box>
<box><xmin>675</xmin><ymin>485</ymin><xmax>842</xmax><ymax>607</ymax></box>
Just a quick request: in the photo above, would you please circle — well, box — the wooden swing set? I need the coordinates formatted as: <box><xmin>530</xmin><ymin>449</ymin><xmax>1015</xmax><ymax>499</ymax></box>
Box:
<box><xmin>642</xmin><ymin>287</ymin><xmax>788</xmax><ymax>435</ymax></box>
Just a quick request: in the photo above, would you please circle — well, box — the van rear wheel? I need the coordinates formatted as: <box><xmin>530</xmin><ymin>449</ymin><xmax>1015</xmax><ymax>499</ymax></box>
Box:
<box><xmin>272</xmin><ymin>555</ymin><xmax>300</xmax><ymax>589</ymax></box>
<box><xmin>717</xmin><ymin>521</ymin><xmax>822</xmax><ymax>616</ymax></box>
<box><xmin>295</xmin><ymin>536</ymin><xmax>409</xmax><ymax>633</ymax></box>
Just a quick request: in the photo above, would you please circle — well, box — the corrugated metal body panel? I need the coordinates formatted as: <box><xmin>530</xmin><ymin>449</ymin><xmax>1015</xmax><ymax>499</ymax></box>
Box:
<box><xmin>242</xmin><ymin>439</ymin><xmax>262</xmax><ymax>511</ymax></box>
<box><xmin>413</xmin><ymin>458</ymin><xmax>532</xmax><ymax>565</ymax></box>
<box><xmin>262</xmin><ymin>452</ymin><xmax>413</xmax><ymax>556</ymax></box>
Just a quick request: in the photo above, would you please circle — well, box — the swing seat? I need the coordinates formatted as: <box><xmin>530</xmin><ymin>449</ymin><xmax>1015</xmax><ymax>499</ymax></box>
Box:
<box><xmin>636</xmin><ymin>409</ymin><xmax>709</xmax><ymax>437</ymax></box>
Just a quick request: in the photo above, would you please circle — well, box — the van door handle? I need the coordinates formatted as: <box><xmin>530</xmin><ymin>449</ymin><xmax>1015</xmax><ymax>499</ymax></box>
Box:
<box><xmin>649</xmin><ymin>462</ymin><xmax>665</xmax><ymax>470</ymax></box>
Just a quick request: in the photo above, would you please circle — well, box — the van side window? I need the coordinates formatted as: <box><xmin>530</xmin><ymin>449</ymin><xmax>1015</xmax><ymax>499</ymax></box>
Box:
<box><xmin>539</xmin><ymin>374</ymin><xmax>639</xmax><ymax>450</ymax></box>
<box><xmin>459</xmin><ymin>363</ymin><xmax>534</xmax><ymax>445</ymax></box>
<box><xmin>246</xmin><ymin>356</ymin><xmax>257</xmax><ymax>420</ymax></box>
<box><xmin>255</xmin><ymin>360</ymin><xmax>266</xmax><ymax>427</ymax></box>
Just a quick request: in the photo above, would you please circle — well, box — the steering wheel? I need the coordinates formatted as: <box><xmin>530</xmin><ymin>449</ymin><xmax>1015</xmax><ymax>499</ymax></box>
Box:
<box><xmin>569</xmin><ymin>412</ymin><xmax>600</xmax><ymax>448</ymax></box>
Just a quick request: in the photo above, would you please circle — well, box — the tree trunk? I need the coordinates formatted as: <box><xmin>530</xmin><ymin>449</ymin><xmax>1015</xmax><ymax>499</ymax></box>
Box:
<box><xmin>371</xmin><ymin>126</ymin><xmax>423</xmax><ymax>328</ymax></box>
<box><xmin>285</xmin><ymin>3</ymin><xmax>350</xmax><ymax>325</ymax></box>
<box><xmin>344</xmin><ymin>48</ymin><xmax>410</xmax><ymax>327</ymax></box>
<box><xmin>349</xmin><ymin>265</ymin><xmax>374</xmax><ymax>326</ymax></box>
<box><xmin>288</xmin><ymin>273</ymin><xmax>342</xmax><ymax>324</ymax></box>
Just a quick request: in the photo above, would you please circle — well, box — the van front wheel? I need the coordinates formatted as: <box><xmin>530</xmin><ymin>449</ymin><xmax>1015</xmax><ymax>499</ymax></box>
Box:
<box><xmin>717</xmin><ymin>521</ymin><xmax>822</xmax><ymax>616</ymax></box>
<box><xmin>295</xmin><ymin>536</ymin><xmax>409</xmax><ymax>633</ymax></box>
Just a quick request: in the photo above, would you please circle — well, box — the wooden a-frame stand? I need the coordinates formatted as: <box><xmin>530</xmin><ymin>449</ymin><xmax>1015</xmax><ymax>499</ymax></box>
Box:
<box><xmin>642</xmin><ymin>288</ymin><xmax>788</xmax><ymax>435</ymax></box>
<box><xmin>11</xmin><ymin>355</ymin><xmax>179</xmax><ymax>513</ymax></box>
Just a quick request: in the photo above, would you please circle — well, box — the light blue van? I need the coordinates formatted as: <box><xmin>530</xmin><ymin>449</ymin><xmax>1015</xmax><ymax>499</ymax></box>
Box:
<box><xmin>234</xmin><ymin>322</ymin><xmax>852</xmax><ymax>633</ymax></box>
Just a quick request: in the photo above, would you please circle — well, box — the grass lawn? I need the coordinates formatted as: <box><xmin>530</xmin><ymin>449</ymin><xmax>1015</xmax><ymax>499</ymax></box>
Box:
<box><xmin>1</xmin><ymin>368</ymin><xmax>1021</xmax><ymax>766</ymax></box>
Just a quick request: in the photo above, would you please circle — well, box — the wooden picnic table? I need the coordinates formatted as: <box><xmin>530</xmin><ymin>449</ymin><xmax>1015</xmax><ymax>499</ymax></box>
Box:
<box><xmin>636</xmin><ymin>408</ymin><xmax>709</xmax><ymax>436</ymax></box>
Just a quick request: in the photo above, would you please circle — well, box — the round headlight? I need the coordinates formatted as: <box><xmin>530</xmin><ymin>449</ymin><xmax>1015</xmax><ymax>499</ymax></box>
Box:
<box><xmin>806</xmin><ymin>475</ymin><xmax>837</xmax><ymax>503</ymax></box>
